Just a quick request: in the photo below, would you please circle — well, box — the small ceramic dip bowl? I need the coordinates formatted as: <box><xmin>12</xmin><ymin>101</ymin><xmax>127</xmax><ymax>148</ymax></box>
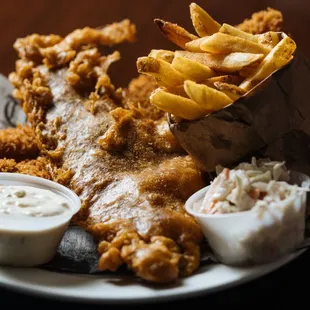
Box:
<box><xmin>0</xmin><ymin>173</ymin><xmax>81</xmax><ymax>267</ymax></box>
<box><xmin>185</xmin><ymin>170</ymin><xmax>309</xmax><ymax>266</ymax></box>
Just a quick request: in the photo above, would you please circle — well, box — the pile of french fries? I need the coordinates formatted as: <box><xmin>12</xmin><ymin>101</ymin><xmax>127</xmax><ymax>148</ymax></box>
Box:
<box><xmin>137</xmin><ymin>3</ymin><xmax>297</xmax><ymax>121</ymax></box>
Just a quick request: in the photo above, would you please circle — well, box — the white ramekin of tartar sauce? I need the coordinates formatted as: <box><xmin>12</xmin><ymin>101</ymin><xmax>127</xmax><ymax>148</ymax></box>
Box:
<box><xmin>185</xmin><ymin>170</ymin><xmax>309</xmax><ymax>266</ymax></box>
<box><xmin>0</xmin><ymin>173</ymin><xmax>81</xmax><ymax>267</ymax></box>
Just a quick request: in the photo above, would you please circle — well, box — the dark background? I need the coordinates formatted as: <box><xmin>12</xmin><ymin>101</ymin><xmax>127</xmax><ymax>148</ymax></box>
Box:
<box><xmin>1</xmin><ymin>0</ymin><xmax>310</xmax><ymax>87</ymax></box>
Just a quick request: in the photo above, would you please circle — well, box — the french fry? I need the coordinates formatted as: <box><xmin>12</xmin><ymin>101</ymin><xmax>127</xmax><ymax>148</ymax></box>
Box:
<box><xmin>148</xmin><ymin>49</ymin><xmax>175</xmax><ymax>63</ymax></box>
<box><xmin>175</xmin><ymin>50</ymin><xmax>264</xmax><ymax>73</ymax></box>
<box><xmin>215</xmin><ymin>89</ymin><xmax>240</xmax><ymax>101</ymax></box>
<box><xmin>150</xmin><ymin>88</ymin><xmax>208</xmax><ymax>120</ymax></box>
<box><xmin>200</xmin><ymin>33</ymin><xmax>271</xmax><ymax>55</ymax></box>
<box><xmin>219</xmin><ymin>23</ymin><xmax>258</xmax><ymax>42</ymax></box>
<box><xmin>213</xmin><ymin>82</ymin><xmax>245</xmax><ymax>100</ymax></box>
<box><xmin>189</xmin><ymin>2</ymin><xmax>221</xmax><ymax>37</ymax></box>
<box><xmin>165</xmin><ymin>85</ymin><xmax>188</xmax><ymax>97</ymax></box>
<box><xmin>220</xmin><ymin>24</ymin><xmax>280</xmax><ymax>49</ymax></box>
<box><xmin>184</xmin><ymin>80</ymin><xmax>233</xmax><ymax>111</ymax></box>
<box><xmin>256</xmin><ymin>32</ymin><xmax>281</xmax><ymax>49</ymax></box>
<box><xmin>171</xmin><ymin>56</ymin><xmax>215</xmax><ymax>81</ymax></box>
<box><xmin>239</xmin><ymin>66</ymin><xmax>257</xmax><ymax>77</ymax></box>
<box><xmin>206</xmin><ymin>75</ymin><xmax>243</xmax><ymax>86</ymax></box>
<box><xmin>137</xmin><ymin>56</ymin><xmax>185</xmax><ymax>87</ymax></box>
<box><xmin>239</xmin><ymin>36</ymin><xmax>297</xmax><ymax>91</ymax></box>
<box><xmin>154</xmin><ymin>19</ymin><xmax>198</xmax><ymax>49</ymax></box>
<box><xmin>138</xmin><ymin>3</ymin><xmax>298</xmax><ymax>123</ymax></box>
<box><xmin>185</xmin><ymin>37</ymin><xmax>206</xmax><ymax>52</ymax></box>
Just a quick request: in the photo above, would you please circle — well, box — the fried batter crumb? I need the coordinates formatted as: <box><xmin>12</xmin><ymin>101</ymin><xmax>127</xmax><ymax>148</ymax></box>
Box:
<box><xmin>236</xmin><ymin>7</ymin><xmax>284</xmax><ymax>34</ymax></box>
<box><xmin>127</xmin><ymin>74</ymin><xmax>158</xmax><ymax>104</ymax></box>
<box><xmin>0</xmin><ymin>157</ymin><xmax>52</xmax><ymax>179</ymax></box>
<box><xmin>15</xmin><ymin>157</ymin><xmax>52</xmax><ymax>179</ymax></box>
<box><xmin>0</xmin><ymin>124</ymin><xmax>39</xmax><ymax>161</ymax></box>
<box><xmin>0</xmin><ymin>159</ymin><xmax>16</xmax><ymax>172</ymax></box>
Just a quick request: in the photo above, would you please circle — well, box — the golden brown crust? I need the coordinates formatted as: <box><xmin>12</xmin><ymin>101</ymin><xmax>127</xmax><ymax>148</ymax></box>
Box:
<box><xmin>236</xmin><ymin>7</ymin><xmax>284</xmax><ymax>34</ymax></box>
<box><xmin>127</xmin><ymin>75</ymin><xmax>158</xmax><ymax>104</ymax></box>
<box><xmin>0</xmin><ymin>157</ymin><xmax>52</xmax><ymax>179</ymax></box>
<box><xmin>9</xmin><ymin>20</ymin><xmax>205</xmax><ymax>283</ymax></box>
<box><xmin>15</xmin><ymin>157</ymin><xmax>52</xmax><ymax>179</ymax></box>
<box><xmin>66</xmin><ymin>49</ymin><xmax>120</xmax><ymax>93</ymax></box>
<box><xmin>13</xmin><ymin>34</ymin><xmax>62</xmax><ymax>64</ymax></box>
<box><xmin>0</xmin><ymin>125</ymin><xmax>39</xmax><ymax>161</ymax></box>
<box><xmin>0</xmin><ymin>158</ymin><xmax>17</xmax><ymax>172</ymax></box>
<box><xmin>41</xmin><ymin>20</ymin><xmax>136</xmax><ymax>68</ymax></box>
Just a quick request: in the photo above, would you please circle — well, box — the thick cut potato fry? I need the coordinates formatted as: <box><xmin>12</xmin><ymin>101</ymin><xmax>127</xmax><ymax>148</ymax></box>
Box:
<box><xmin>240</xmin><ymin>36</ymin><xmax>297</xmax><ymax>91</ymax></box>
<box><xmin>137</xmin><ymin>56</ymin><xmax>185</xmax><ymax>87</ymax></box>
<box><xmin>150</xmin><ymin>88</ymin><xmax>208</xmax><ymax>120</ymax></box>
<box><xmin>200</xmin><ymin>33</ymin><xmax>271</xmax><ymax>55</ymax></box>
<box><xmin>175</xmin><ymin>50</ymin><xmax>264</xmax><ymax>73</ymax></box>
<box><xmin>256</xmin><ymin>32</ymin><xmax>280</xmax><ymax>49</ymax></box>
<box><xmin>206</xmin><ymin>75</ymin><xmax>243</xmax><ymax>86</ymax></box>
<box><xmin>171</xmin><ymin>56</ymin><xmax>215</xmax><ymax>81</ymax></box>
<box><xmin>185</xmin><ymin>37</ymin><xmax>206</xmax><ymax>52</ymax></box>
<box><xmin>165</xmin><ymin>85</ymin><xmax>188</xmax><ymax>97</ymax></box>
<box><xmin>239</xmin><ymin>66</ymin><xmax>257</xmax><ymax>77</ymax></box>
<box><xmin>213</xmin><ymin>81</ymin><xmax>245</xmax><ymax>101</ymax></box>
<box><xmin>148</xmin><ymin>49</ymin><xmax>175</xmax><ymax>63</ymax></box>
<box><xmin>190</xmin><ymin>3</ymin><xmax>221</xmax><ymax>37</ymax></box>
<box><xmin>216</xmin><ymin>89</ymin><xmax>240</xmax><ymax>101</ymax></box>
<box><xmin>138</xmin><ymin>3</ymin><xmax>298</xmax><ymax>122</ymax></box>
<box><xmin>154</xmin><ymin>19</ymin><xmax>198</xmax><ymax>49</ymax></box>
<box><xmin>184</xmin><ymin>80</ymin><xmax>233</xmax><ymax>111</ymax></box>
<box><xmin>219</xmin><ymin>24</ymin><xmax>280</xmax><ymax>49</ymax></box>
<box><xmin>219</xmin><ymin>23</ymin><xmax>258</xmax><ymax>42</ymax></box>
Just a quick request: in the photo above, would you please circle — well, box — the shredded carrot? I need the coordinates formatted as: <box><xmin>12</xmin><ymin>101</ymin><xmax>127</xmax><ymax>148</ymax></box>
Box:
<box><xmin>223</xmin><ymin>168</ymin><xmax>230</xmax><ymax>180</ymax></box>
<box><xmin>249</xmin><ymin>188</ymin><xmax>260</xmax><ymax>200</ymax></box>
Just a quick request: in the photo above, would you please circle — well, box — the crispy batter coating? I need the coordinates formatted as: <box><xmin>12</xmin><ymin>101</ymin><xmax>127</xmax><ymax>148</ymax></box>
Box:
<box><xmin>67</xmin><ymin>49</ymin><xmax>120</xmax><ymax>92</ymax></box>
<box><xmin>40</xmin><ymin>20</ymin><xmax>135</xmax><ymax>68</ymax></box>
<box><xmin>127</xmin><ymin>74</ymin><xmax>158</xmax><ymax>104</ymax></box>
<box><xmin>0</xmin><ymin>157</ymin><xmax>52</xmax><ymax>179</ymax></box>
<box><xmin>13</xmin><ymin>34</ymin><xmax>62</xmax><ymax>64</ymax></box>
<box><xmin>0</xmin><ymin>124</ymin><xmax>39</xmax><ymax>161</ymax></box>
<box><xmin>236</xmin><ymin>7</ymin><xmax>284</xmax><ymax>34</ymax></box>
<box><xmin>10</xmin><ymin>20</ymin><xmax>206</xmax><ymax>283</ymax></box>
<box><xmin>126</xmin><ymin>74</ymin><xmax>166</xmax><ymax>121</ymax></box>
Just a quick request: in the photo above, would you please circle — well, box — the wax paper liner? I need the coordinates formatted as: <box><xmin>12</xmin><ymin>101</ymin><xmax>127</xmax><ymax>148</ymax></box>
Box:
<box><xmin>168</xmin><ymin>49</ymin><xmax>310</xmax><ymax>177</ymax></box>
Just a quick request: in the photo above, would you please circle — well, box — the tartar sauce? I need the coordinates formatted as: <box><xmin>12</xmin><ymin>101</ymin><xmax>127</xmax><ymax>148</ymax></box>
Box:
<box><xmin>0</xmin><ymin>185</ymin><xmax>70</xmax><ymax>217</ymax></box>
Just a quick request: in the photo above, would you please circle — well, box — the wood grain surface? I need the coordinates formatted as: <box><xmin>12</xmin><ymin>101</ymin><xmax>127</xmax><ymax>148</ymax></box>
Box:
<box><xmin>0</xmin><ymin>0</ymin><xmax>309</xmax><ymax>86</ymax></box>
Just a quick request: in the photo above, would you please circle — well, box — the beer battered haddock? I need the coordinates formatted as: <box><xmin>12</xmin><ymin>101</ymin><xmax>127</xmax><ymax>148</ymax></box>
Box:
<box><xmin>9</xmin><ymin>19</ymin><xmax>206</xmax><ymax>283</ymax></box>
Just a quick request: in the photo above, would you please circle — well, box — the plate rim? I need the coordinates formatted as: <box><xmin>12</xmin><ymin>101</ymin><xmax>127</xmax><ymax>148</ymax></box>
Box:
<box><xmin>0</xmin><ymin>249</ymin><xmax>306</xmax><ymax>305</ymax></box>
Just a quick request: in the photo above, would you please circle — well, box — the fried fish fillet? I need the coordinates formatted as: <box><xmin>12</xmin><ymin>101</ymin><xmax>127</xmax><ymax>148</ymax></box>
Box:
<box><xmin>9</xmin><ymin>20</ymin><xmax>205</xmax><ymax>283</ymax></box>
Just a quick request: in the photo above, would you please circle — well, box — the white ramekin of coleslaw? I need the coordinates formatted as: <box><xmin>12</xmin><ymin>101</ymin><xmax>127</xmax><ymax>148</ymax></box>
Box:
<box><xmin>185</xmin><ymin>158</ymin><xmax>309</xmax><ymax>266</ymax></box>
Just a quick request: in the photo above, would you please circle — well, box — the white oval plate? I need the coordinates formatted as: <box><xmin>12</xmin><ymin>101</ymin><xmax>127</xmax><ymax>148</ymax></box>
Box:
<box><xmin>0</xmin><ymin>249</ymin><xmax>306</xmax><ymax>304</ymax></box>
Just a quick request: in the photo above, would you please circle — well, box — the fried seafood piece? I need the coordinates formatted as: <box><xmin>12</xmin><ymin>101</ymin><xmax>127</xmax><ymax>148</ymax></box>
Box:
<box><xmin>0</xmin><ymin>124</ymin><xmax>39</xmax><ymax>161</ymax></box>
<box><xmin>236</xmin><ymin>7</ymin><xmax>284</xmax><ymax>34</ymax></box>
<box><xmin>10</xmin><ymin>23</ymin><xmax>206</xmax><ymax>283</ymax></box>
<box><xmin>0</xmin><ymin>157</ymin><xmax>52</xmax><ymax>179</ymax></box>
<box><xmin>127</xmin><ymin>74</ymin><xmax>158</xmax><ymax>106</ymax></box>
<box><xmin>12</xmin><ymin>19</ymin><xmax>136</xmax><ymax>69</ymax></box>
<box><xmin>126</xmin><ymin>74</ymin><xmax>166</xmax><ymax>121</ymax></box>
